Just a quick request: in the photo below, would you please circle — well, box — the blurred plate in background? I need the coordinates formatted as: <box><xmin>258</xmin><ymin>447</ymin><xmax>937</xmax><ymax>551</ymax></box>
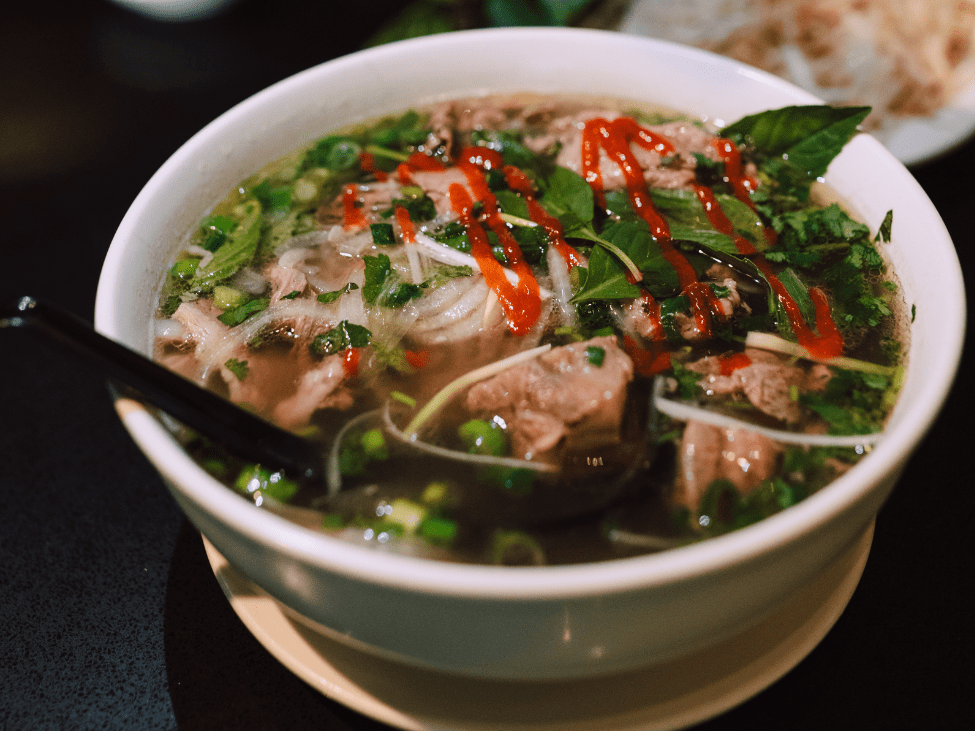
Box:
<box><xmin>620</xmin><ymin>0</ymin><xmax>975</xmax><ymax>166</ymax></box>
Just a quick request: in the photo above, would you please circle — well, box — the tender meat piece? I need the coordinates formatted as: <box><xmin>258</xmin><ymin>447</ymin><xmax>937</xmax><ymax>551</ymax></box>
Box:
<box><xmin>465</xmin><ymin>335</ymin><xmax>634</xmax><ymax>462</ymax></box>
<box><xmin>544</xmin><ymin>113</ymin><xmax>720</xmax><ymax>191</ymax></box>
<box><xmin>674</xmin><ymin>421</ymin><xmax>782</xmax><ymax>516</ymax></box>
<box><xmin>156</xmin><ymin>300</ymin><xmax>230</xmax><ymax>382</ymax></box>
<box><xmin>169</xmin><ymin>299</ymin><xmax>228</xmax><ymax>346</ymax></box>
<box><xmin>685</xmin><ymin>348</ymin><xmax>832</xmax><ymax>424</ymax></box>
<box><xmin>271</xmin><ymin>355</ymin><xmax>354</xmax><ymax>431</ymax></box>
<box><xmin>428</xmin><ymin>99</ymin><xmax>512</xmax><ymax>145</ymax></box>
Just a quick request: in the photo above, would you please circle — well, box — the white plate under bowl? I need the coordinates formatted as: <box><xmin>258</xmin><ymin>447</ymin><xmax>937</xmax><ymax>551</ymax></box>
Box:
<box><xmin>203</xmin><ymin>521</ymin><xmax>873</xmax><ymax>731</ymax></box>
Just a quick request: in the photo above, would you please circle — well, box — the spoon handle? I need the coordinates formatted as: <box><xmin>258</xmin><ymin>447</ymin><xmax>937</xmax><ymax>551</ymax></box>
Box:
<box><xmin>2</xmin><ymin>296</ymin><xmax>323</xmax><ymax>483</ymax></box>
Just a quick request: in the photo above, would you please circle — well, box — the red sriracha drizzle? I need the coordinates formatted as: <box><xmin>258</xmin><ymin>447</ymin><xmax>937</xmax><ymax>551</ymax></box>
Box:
<box><xmin>503</xmin><ymin>165</ymin><xmax>585</xmax><ymax>269</ymax></box>
<box><xmin>342</xmin><ymin>183</ymin><xmax>367</xmax><ymax>230</ymax></box>
<box><xmin>448</xmin><ymin>146</ymin><xmax>541</xmax><ymax>336</ymax></box>
<box><xmin>700</xmin><ymin>138</ymin><xmax>844</xmax><ymax>359</ymax></box>
<box><xmin>397</xmin><ymin>151</ymin><xmax>446</xmax><ymax>185</ymax></box>
<box><xmin>718</xmin><ymin>351</ymin><xmax>752</xmax><ymax>376</ymax></box>
<box><xmin>582</xmin><ymin>117</ymin><xmax>725</xmax><ymax>340</ymax></box>
<box><xmin>358</xmin><ymin>152</ymin><xmax>388</xmax><ymax>182</ymax></box>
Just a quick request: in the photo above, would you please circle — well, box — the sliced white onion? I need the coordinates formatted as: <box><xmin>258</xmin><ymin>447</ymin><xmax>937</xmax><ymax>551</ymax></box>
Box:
<box><xmin>280</xmin><ymin>229</ymin><xmax>332</xmax><ymax>251</ymax></box>
<box><xmin>381</xmin><ymin>401</ymin><xmax>558</xmax><ymax>474</ymax></box>
<box><xmin>409</xmin><ymin>274</ymin><xmax>474</xmax><ymax>318</ymax></box>
<box><xmin>546</xmin><ymin>244</ymin><xmax>577</xmax><ymax>328</ymax></box>
<box><xmin>606</xmin><ymin>528</ymin><xmax>683</xmax><ymax>551</ymax></box>
<box><xmin>154</xmin><ymin>318</ymin><xmax>185</xmax><ymax>339</ymax></box>
<box><xmin>654</xmin><ymin>390</ymin><xmax>883</xmax><ymax>447</ymax></box>
<box><xmin>230</xmin><ymin>267</ymin><xmax>268</xmax><ymax>295</ymax></box>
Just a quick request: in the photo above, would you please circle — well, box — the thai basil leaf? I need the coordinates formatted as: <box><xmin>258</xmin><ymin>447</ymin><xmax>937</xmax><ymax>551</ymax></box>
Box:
<box><xmin>650</xmin><ymin>189</ymin><xmax>767</xmax><ymax>253</ymax></box>
<box><xmin>541</xmin><ymin>166</ymin><xmax>596</xmax><ymax>225</ymax></box>
<box><xmin>571</xmin><ymin>220</ymin><xmax>682</xmax><ymax>303</ymax></box>
<box><xmin>721</xmin><ymin>105</ymin><xmax>870</xmax><ymax>179</ymax></box>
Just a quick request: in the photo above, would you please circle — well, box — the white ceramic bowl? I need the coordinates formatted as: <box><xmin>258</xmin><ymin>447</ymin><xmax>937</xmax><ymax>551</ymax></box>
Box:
<box><xmin>94</xmin><ymin>27</ymin><xmax>965</xmax><ymax>680</ymax></box>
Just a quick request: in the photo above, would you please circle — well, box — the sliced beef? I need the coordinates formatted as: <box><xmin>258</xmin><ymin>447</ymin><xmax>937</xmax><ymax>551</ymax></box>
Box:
<box><xmin>546</xmin><ymin>114</ymin><xmax>720</xmax><ymax>191</ymax></box>
<box><xmin>674</xmin><ymin>421</ymin><xmax>782</xmax><ymax>516</ymax></box>
<box><xmin>464</xmin><ymin>335</ymin><xmax>634</xmax><ymax>463</ymax></box>
<box><xmin>685</xmin><ymin>348</ymin><xmax>832</xmax><ymax>424</ymax></box>
<box><xmin>271</xmin><ymin>354</ymin><xmax>353</xmax><ymax>431</ymax></box>
<box><xmin>265</xmin><ymin>263</ymin><xmax>307</xmax><ymax>303</ymax></box>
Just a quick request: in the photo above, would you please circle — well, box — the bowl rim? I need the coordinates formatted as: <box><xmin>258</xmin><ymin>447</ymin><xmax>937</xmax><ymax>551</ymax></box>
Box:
<box><xmin>95</xmin><ymin>26</ymin><xmax>966</xmax><ymax>600</ymax></box>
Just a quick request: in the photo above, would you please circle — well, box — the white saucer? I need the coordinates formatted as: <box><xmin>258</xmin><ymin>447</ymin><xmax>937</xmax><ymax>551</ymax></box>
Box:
<box><xmin>203</xmin><ymin>522</ymin><xmax>873</xmax><ymax>731</ymax></box>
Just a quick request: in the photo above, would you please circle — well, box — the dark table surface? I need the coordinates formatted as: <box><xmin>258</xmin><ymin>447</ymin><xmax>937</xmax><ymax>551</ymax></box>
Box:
<box><xmin>2</xmin><ymin>1</ymin><xmax>972</xmax><ymax>729</ymax></box>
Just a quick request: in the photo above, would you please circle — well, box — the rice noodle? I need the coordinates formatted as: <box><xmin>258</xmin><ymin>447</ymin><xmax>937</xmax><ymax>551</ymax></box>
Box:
<box><xmin>409</xmin><ymin>280</ymin><xmax>492</xmax><ymax>333</ymax></box>
<box><xmin>230</xmin><ymin>267</ymin><xmax>268</xmax><ymax>295</ymax></box>
<box><xmin>409</xmin><ymin>275</ymin><xmax>475</xmax><ymax>317</ymax></box>
<box><xmin>404</xmin><ymin>242</ymin><xmax>424</xmax><ymax>284</ymax></box>
<box><xmin>196</xmin><ymin>298</ymin><xmax>349</xmax><ymax>380</ymax></box>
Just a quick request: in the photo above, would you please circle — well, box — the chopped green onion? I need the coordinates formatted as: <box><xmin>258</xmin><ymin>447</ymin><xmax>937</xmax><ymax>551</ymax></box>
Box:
<box><xmin>169</xmin><ymin>258</ymin><xmax>199</xmax><ymax>280</ymax></box>
<box><xmin>360</xmin><ymin>428</ymin><xmax>388</xmax><ymax>461</ymax></box>
<box><xmin>491</xmin><ymin>530</ymin><xmax>544</xmax><ymax>566</ymax></box>
<box><xmin>458</xmin><ymin>419</ymin><xmax>507</xmax><ymax>457</ymax></box>
<box><xmin>370</xmin><ymin>222</ymin><xmax>397</xmax><ymax>246</ymax></box>
<box><xmin>213</xmin><ymin>285</ymin><xmax>250</xmax><ymax>311</ymax></box>
<box><xmin>224</xmin><ymin>358</ymin><xmax>249</xmax><ymax>381</ymax></box>
<box><xmin>585</xmin><ymin>345</ymin><xmax>605</xmax><ymax>367</ymax></box>
<box><xmin>420</xmin><ymin>481</ymin><xmax>449</xmax><ymax>508</ymax></box>
<box><xmin>233</xmin><ymin>465</ymin><xmax>298</xmax><ymax>504</ymax></box>
<box><xmin>385</xmin><ymin>498</ymin><xmax>427</xmax><ymax>533</ymax></box>
<box><xmin>418</xmin><ymin>516</ymin><xmax>458</xmax><ymax>545</ymax></box>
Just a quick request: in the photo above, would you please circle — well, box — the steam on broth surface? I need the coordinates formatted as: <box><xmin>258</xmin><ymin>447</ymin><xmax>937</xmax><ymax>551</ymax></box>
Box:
<box><xmin>153</xmin><ymin>95</ymin><xmax>904</xmax><ymax>565</ymax></box>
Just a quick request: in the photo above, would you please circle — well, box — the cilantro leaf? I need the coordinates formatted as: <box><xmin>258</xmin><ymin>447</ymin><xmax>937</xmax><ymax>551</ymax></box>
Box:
<box><xmin>224</xmin><ymin>358</ymin><xmax>249</xmax><ymax>381</ymax></box>
<box><xmin>309</xmin><ymin>320</ymin><xmax>372</xmax><ymax>357</ymax></box>
<box><xmin>317</xmin><ymin>282</ymin><xmax>359</xmax><ymax>304</ymax></box>
<box><xmin>217</xmin><ymin>297</ymin><xmax>269</xmax><ymax>326</ymax></box>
